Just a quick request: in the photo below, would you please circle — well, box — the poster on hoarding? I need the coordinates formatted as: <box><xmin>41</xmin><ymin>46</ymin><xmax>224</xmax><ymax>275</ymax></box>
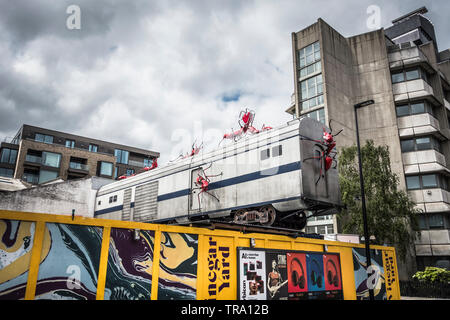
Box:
<box><xmin>238</xmin><ymin>248</ymin><xmax>343</xmax><ymax>300</ymax></box>
<box><xmin>265</xmin><ymin>251</ymin><xmax>288</xmax><ymax>300</ymax></box>
<box><xmin>238</xmin><ymin>249</ymin><xmax>266</xmax><ymax>300</ymax></box>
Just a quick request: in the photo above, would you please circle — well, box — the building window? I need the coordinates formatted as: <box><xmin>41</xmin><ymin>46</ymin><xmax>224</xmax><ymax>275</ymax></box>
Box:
<box><xmin>100</xmin><ymin>161</ymin><xmax>113</xmax><ymax>176</ymax></box>
<box><xmin>35</xmin><ymin>133</ymin><xmax>53</xmax><ymax>144</ymax></box>
<box><xmin>0</xmin><ymin>148</ymin><xmax>18</xmax><ymax>164</ymax></box>
<box><xmin>114</xmin><ymin>149</ymin><xmax>129</xmax><ymax>164</ymax></box>
<box><xmin>42</xmin><ymin>152</ymin><xmax>61</xmax><ymax>168</ymax></box>
<box><xmin>89</xmin><ymin>144</ymin><xmax>98</xmax><ymax>152</ymax></box>
<box><xmin>0</xmin><ymin>167</ymin><xmax>14</xmax><ymax>178</ymax></box>
<box><xmin>406</xmin><ymin>174</ymin><xmax>447</xmax><ymax>190</ymax></box>
<box><xmin>144</xmin><ymin>158</ymin><xmax>153</xmax><ymax>167</ymax></box>
<box><xmin>38</xmin><ymin>169</ymin><xmax>58</xmax><ymax>184</ymax></box>
<box><xmin>400</xmin><ymin>136</ymin><xmax>441</xmax><ymax>153</ymax></box>
<box><xmin>391</xmin><ymin>68</ymin><xmax>428</xmax><ymax>84</ymax></box>
<box><xmin>299</xmin><ymin>74</ymin><xmax>323</xmax><ymax>111</ymax></box>
<box><xmin>302</xmin><ymin>108</ymin><xmax>325</xmax><ymax>124</ymax></box>
<box><xmin>299</xmin><ymin>61</ymin><xmax>322</xmax><ymax>79</ymax></box>
<box><xmin>65</xmin><ymin>139</ymin><xmax>75</xmax><ymax>148</ymax></box>
<box><xmin>298</xmin><ymin>41</ymin><xmax>320</xmax><ymax>68</ymax></box>
<box><xmin>395</xmin><ymin>101</ymin><xmax>433</xmax><ymax>117</ymax></box>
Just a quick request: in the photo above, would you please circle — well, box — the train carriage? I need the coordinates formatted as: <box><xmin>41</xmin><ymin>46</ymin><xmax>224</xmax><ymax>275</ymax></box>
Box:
<box><xmin>94</xmin><ymin>117</ymin><xmax>341</xmax><ymax>229</ymax></box>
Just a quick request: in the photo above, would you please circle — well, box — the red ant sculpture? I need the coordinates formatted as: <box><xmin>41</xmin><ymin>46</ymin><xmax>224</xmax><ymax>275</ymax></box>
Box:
<box><xmin>170</xmin><ymin>141</ymin><xmax>204</xmax><ymax>163</ymax></box>
<box><xmin>303</xmin><ymin>120</ymin><xmax>342</xmax><ymax>185</ymax></box>
<box><xmin>192</xmin><ymin>163</ymin><xmax>223</xmax><ymax>208</ymax></box>
<box><xmin>221</xmin><ymin>108</ymin><xmax>272</xmax><ymax>143</ymax></box>
<box><xmin>118</xmin><ymin>158</ymin><xmax>158</xmax><ymax>180</ymax></box>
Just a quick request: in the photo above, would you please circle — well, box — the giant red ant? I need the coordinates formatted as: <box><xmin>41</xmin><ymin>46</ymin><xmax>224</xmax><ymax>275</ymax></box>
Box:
<box><xmin>303</xmin><ymin>119</ymin><xmax>343</xmax><ymax>185</ymax></box>
<box><xmin>191</xmin><ymin>163</ymin><xmax>223</xmax><ymax>208</ymax></box>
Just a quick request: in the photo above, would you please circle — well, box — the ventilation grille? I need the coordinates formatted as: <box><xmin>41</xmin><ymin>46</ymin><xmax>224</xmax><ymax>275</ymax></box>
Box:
<box><xmin>134</xmin><ymin>181</ymin><xmax>159</xmax><ymax>222</ymax></box>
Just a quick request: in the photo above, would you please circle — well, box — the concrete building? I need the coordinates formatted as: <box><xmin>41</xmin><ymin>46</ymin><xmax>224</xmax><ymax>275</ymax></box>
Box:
<box><xmin>0</xmin><ymin>124</ymin><xmax>160</xmax><ymax>185</ymax></box>
<box><xmin>0</xmin><ymin>176</ymin><xmax>112</xmax><ymax>218</ymax></box>
<box><xmin>286</xmin><ymin>7</ymin><xmax>450</xmax><ymax>274</ymax></box>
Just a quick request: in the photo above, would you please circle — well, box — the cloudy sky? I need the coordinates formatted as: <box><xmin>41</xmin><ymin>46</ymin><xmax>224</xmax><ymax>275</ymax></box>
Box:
<box><xmin>1</xmin><ymin>0</ymin><xmax>449</xmax><ymax>164</ymax></box>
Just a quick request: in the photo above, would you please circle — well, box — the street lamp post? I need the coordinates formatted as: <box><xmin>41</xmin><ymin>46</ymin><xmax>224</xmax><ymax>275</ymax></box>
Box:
<box><xmin>354</xmin><ymin>99</ymin><xmax>375</xmax><ymax>301</ymax></box>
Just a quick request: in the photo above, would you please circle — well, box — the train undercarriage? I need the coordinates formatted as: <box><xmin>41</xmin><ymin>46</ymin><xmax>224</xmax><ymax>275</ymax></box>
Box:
<box><xmin>179</xmin><ymin>197</ymin><xmax>340</xmax><ymax>232</ymax></box>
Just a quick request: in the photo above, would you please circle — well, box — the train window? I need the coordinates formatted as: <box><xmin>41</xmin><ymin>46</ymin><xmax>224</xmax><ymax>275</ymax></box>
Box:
<box><xmin>109</xmin><ymin>197</ymin><xmax>112</xmax><ymax>203</ymax></box>
<box><xmin>113</xmin><ymin>195</ymin><xmax>117</xmax><ymax>202</ymax></box>
<box><xmin>261</xmin><ymin>149</ymin><xmax>270</xmax><ymax>160</ymax></box>
<box><xmin>98</xmin><ymin>201</ymin><xmax>101</xmax><ymax>206</ymax></box>
<box><xmin>272</xmin><ymin>145</ymin><xmax>282</xmax><ymax>157</ymax></box>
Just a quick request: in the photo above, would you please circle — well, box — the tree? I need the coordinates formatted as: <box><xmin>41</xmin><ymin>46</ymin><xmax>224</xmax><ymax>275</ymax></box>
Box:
<box><xmin>337</xmin><ymin>140</ymin><xmax>420</xmax><ymax>261</ymax></box>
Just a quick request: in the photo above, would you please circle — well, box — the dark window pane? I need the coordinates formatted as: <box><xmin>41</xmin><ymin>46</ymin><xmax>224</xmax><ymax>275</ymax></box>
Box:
<box><xmin>422</xmin><ymin>174</ymin><xmax>437</xmax><ymax>188</ymax></box>
<box><xmin>406</xmin><ymin>69</ymin><xmax>420</xmax><ymax>81</ymax></box>
<box><xmin>411</xmin><ymin>103</ymin><xmax>425</xmax><ymax>114</ymax></box>
<box><xmin>396</xmin><ymin>105</ymin><xmax>409</xmax><ymax>117</ymax></box>
<box><xmin>401</xmin><ymin>140</ymin><xmax>414</xmax><ymax>152</ymax></box>
<box><xmin>428</xmin><ymin>214</ymin><xmax>444</xmax><ymax>229</ymax></box>
<box><xmin>406</xmin><ymin>176</ymin><xmax>420</xmax><ymax>190</ymax></box>
<box><xmin>392</xmin><ymin>72</ymin><xmax>404</xmax><ymax>83</ymax></box>
<box><xmin>416</xmin><ymin>137</ymin><xmax>431</xmax><ymax>150</ymax></box>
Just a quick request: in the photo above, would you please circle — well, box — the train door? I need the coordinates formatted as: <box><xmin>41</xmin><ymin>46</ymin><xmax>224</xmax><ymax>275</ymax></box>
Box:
<box><xmin>189</xmin><ymin>168</ymin><xmax>203</xmax><ymax>212</ymax></box>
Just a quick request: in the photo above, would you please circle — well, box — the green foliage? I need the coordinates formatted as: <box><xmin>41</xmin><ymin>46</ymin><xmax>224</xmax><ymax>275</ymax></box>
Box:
<box><xmin>412</xmin><ymin>267</ymin><xmax>450</xmax><ymax>283</ymax></box>
<box><xmin>337</xmin><ymin>140</ymin><xmax>420</xmax><ymax>261</ymax></box>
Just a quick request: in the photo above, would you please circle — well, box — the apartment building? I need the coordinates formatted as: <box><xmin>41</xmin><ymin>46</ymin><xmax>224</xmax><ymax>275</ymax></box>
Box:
<box><xmin>0</xmin><ymin>124</ymin><xmax>159</xmax><ymax>184</ymax></box>
<box><xmin>286</xmin><ymin>7</ymin><xmax>450</xmax><ymax>271</ymax></box>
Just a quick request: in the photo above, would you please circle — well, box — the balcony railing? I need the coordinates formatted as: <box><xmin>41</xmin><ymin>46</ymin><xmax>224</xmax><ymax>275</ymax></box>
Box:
<box><xmin>25</xmin><ymin>154</ymin><xmax>42</xmax><ymax>164</ymax></box>
<box><xmin>69</xmin><ymin>162</ymin><xmax>90</xmax><ymax>171</ymax></box>
<box><xmin>128</xmin><ymin>159</ymin><xmax>146</xmax><ymax>168</ymax></box>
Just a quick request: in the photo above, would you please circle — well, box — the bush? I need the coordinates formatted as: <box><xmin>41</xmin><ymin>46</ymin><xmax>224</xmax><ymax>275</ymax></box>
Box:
<box><xmin>412</xmin><ymin>267</ymin><xmax>450</xmax><ymax>283</ymax></box>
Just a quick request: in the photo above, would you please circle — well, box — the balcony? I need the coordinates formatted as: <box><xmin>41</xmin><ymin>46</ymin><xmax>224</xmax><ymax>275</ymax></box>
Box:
<box><xmin>392</xmin><ymin>79</ymin><xmax>439</xmax><ymax>105</ymax></box>
<box><xmin>414</xmin><ymin>230</ymin><xmax>450</xmax><ymax>256</ymax></box>
<box><xmin>397</xmin><ymin>113</ymin><xmax>441</xmax><ymax>138</ymax></box>
<box><xmin>408</xmin><ymin>188</ymin><xmax>450</xmax><ymax>213</ymax></box>
<box><xmin>388</xmin><ymin>46</ymin><xmax>435</xmax><ymax>74</ymax></box>
<box><xmin>69</xmin><ymin>162</ymin><xmax>89</xmax><ymax>171</ymax></box>
<box><xmin>402</xmin><ymin>150</ymin><xmax>448</xmax><ymax>175</ymax></box>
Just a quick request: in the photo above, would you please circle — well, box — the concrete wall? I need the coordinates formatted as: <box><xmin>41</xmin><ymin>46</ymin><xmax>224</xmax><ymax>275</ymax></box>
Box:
<box><xmin>0</xmin><ymin>176</ymin><xmax>112</xmax><ymax>217</ymax></box>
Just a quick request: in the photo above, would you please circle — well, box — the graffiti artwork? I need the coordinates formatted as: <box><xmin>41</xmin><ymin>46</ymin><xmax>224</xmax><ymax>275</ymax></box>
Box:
<box><xmin>157</xmin><ymin>232</ymin><xmax>198</xmax><ymax>300</ymax></box>
<box><xmin>0</xmin><ymin>220</ymin><xmax>35</xmax><ymax>300</ymax></box>
<box><xmin>352</xmin><ymin>248</ymin><xmax>386</xmax><ymax>300</ymax></box>
<box><xmin>104</xmin><ymin>228</ymin><xmax>155</xmax><ymax>300</ymax></box>
<box><xmin>35</xmin><ymin>223</ymin><xmax>103</xmax><ymax>300</ymax></box>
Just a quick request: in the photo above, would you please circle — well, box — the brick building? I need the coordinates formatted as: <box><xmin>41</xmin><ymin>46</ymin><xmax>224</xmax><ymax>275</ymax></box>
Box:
<box><xmin>0</xmin><ymin>124</ymin><xmax>159</xmax><ymax>184</ymax></box>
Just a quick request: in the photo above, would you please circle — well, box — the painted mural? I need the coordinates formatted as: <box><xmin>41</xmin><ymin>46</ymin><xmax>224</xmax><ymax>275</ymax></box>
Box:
<box><xmin>352</xmin><ymin>248</ymin><xmax>386</xmax><ymax>300</ymax></box>
<box><xmin>0</xmin><ymin>219</ymin><xmax>35</xmax><ymax>300</ymax></box>
<box><xmin>104</xmin><ymin>228</ymin><xmax>155</xmax><ymax>300</ymax></box>
<box><xmin>157</xmin><ymin>232</ymin><xmax>198</xmax><ymax>300</ymax></box>
<box><xmin>34</xmin><ymin>223</ymin><xmax>103</xmax><ymax>300</ymax></box>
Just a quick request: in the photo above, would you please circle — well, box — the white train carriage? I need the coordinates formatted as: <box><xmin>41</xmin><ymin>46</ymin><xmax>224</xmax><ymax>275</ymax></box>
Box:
<box><xmin>93</xmin><ymin>117</ymin><xmax>341</xmax><ymax>229</ymax></box>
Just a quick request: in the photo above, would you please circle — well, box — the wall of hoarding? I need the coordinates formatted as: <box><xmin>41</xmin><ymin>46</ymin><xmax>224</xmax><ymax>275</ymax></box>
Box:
<box><xmin>0</xmin><ymin>210</ymin><xmax>400</xmax><ymax>300</ymax></box>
